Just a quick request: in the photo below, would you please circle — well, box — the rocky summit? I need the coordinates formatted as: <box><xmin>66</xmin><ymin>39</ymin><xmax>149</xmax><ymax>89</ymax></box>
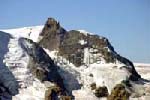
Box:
<box><xmin>0</xmin><ymin>18</ymin><xmax>150</xmax><ymax>100</ymax></box>
<box><xmin>39</xmin><ymin>18</ymin><xmax>140</xmax><ymax>80</ymax></box>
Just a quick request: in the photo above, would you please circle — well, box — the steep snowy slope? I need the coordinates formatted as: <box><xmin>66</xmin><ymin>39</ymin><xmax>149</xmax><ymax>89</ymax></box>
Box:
<box><xmin>0</xmin><ymin>31</ymin><xmax>19</xmax><ymax>100</ymax></box>
<box><xmin>1</xmin><ymin>25</ymin><xmax>43</xmax><ymax>42</ymax></box>
<box><xmin>0</xmin><ymin>31</ymin><xmax>47</xmax><ymax>100</ymax></box>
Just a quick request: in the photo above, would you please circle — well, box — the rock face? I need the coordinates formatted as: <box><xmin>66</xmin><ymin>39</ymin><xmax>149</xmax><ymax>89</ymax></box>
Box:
<box><xmin>107</xmin><ymin>83</ymin><xmax>130</xmax><ymax>100</ymax></box>
<box><xmin>0</xmin><ymin>64</ymin><xmax>19</xmax><ymax>100</ymax></box>
<box><xmin>39</xmin><ymin>18</ymin><xmax>66</xmax><ymax>51</ymax></box>
<box><xmin>38</xmin><ymin>18</ymin><xmax>140</xmax><ymax>80</ymax></box>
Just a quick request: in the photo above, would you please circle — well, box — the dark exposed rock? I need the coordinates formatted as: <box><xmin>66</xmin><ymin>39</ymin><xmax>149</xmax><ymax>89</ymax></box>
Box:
<box><xmin>45</xmin><ymin>85</ymin><xmax>72</xmax><ymax>100</ymax></box>
<box><xmin>39</xmin><ymin>18</ymin><xmax>67</xmax><ymax>51</ymax></box>
<box><xmin>94</xmin><ymin>86</ymin><xmax>109</xmax><ymax>98</ymax></box>
<box><xmin>45</xmin><ymin>85</ymin><xmax>61</xmax><ymax>100</ymax></box>
<box><xmin>107</xmin><ymin>83</ymin><xmax>130</xmax><ymax>100</ymax></box>
<box><xmin>90</xmin><ymin>83</ymin><xmax>96</xmax><ymax>90</ymax></box>
<box><xmin>58</xmin><ymin>30</ymin><xmax>115</xmax><ymax>66</ymax></box>
<box><xmin>60</xmin><ymin>96</ymin><xmax>72</xmax><ymax>100</ymax></box>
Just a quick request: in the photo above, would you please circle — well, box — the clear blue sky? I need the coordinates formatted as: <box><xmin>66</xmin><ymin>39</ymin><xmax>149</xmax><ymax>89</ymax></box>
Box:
<box><xmin>0</xmin><ymin>0</ymin><xmax>150</xmax><ymax>63</ymax></box>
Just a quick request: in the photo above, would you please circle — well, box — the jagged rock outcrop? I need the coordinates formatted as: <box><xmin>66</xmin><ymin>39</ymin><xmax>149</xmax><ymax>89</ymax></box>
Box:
<box><xmin>0</xmin><ymin>65</ymin><xmax>19</xmax><ymax>100</ymax></box>
<box><xmin>36</xmin><ymin>18</ymin><xmax>148</xmax><ymax>100</ymax></box>
<box><xmin>38</xmin><ymin>18</ymin><xmax>141</xmax><ymax>80</ymax></box>
<box><xmin>39</xmin><ymin>18</ymin><xmax>66</xmax><ymax>51</ymax></box>
<box><xmin>0</xmin><ymin>64</ymin><xmax>19</xmax><ymax>99</ymax></box>
<box><xmin>107</xmin><ymin>83</ymin><xmax>130</xmax><ymax>100</ymax></box>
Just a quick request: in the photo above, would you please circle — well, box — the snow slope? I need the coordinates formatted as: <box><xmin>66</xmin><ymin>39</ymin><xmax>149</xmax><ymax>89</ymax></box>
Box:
<box><xmin>1</xmin><ymin>25</ymin><xmax>44</xmax><ymax>89</ymax></box>
<box><xmin>1</xmin><ymin>25</ymin><xmax>43</xmax><ymax>42</ymax></box>
<box><xmin>78</xmin><ymin>30</ymin><xmax>94</xmax><ymax>36</ymax></box>
<box><xmin>0</xmin><ymin>26</ymin><xmax>53</xmax><ymax>100</ymax></box>
<box><xmin>3</xmin><ymin>37</ymin><xmax>32</xmax><ymax>88</ymax></box>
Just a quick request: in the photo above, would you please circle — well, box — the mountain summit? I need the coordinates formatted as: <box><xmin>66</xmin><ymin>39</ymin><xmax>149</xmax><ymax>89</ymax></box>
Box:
<box><xmin>39</xmin><ymin>18</ymin><xmax>140</xmax><ymax>79</ymax></box>
<box><xmin>0</xmin><ymin>18</ymin><xmax>150</xmax><ymax>100</ymax></box>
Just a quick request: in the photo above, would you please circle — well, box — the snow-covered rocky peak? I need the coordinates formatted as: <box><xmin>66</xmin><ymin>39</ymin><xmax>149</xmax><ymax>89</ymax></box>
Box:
<box><xmin>38</xmin><ymin>18</ymin><xmax>67</xmax><ymax>51</ymax></box>
<box><xmin>38</xmin><ymin>18</ymin><xmax>140</xmax><ymax>80</ymax></box>
<box><xmin>37</xmin><ymin>18</ymin><xmax>150</xmax><ymax>99</ymax></box>
<box><xmin>0</xmin><ymin>17</ymin><xmax>150</xmax><ymax>100</ymax></box>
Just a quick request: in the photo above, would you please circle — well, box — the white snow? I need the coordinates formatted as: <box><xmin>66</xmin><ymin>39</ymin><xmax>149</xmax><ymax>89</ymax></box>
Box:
<box><xmin>72</xmin><ymin>89</ymin><xmax>101</xmax><ymax>100</ymax></box>
<box><xmin>134</xmin><ymin>63</ymin><xmax>150</xmax><ymax>67</ymax></box>
<box><xmin>83</xmin><ymin>48</ymin><xmax>90</xmax><ymax>65</ymax></box>
<box><xmin>1</xmin><ymin>25</ymin><xmax>44</xmax><ymax>42</ymax></box>
<box><xmin>13</xmin><ymin>80</ymin><xmax>53</xmax><ymax>100</ymax></box>
<box><xmin>78</xmin><ymin>39</ymin><xmax>87</xmax><ymax>45</ymax></box>
<box><xmin>3</xmin><ymin>37</ymin><xmax>32</xmax><ymax>88</ymax></box>
<box><xmin>83</xmin><ymin>47</ymin><xmax>106</xmax><ymax>65</ymax></box>
<box><xmin>78</xmin><ymin>30</ymin><xmax>94</xmax><ymax>36</ymax></box>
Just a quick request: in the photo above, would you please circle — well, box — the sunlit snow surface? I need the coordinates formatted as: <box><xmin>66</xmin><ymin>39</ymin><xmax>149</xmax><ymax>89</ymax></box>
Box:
<box><xmin>78</xmin><ymin>30</ymin><xmax>94</xmax><ymax>36</ymax></box>
<box><xmin>1</xmin><ymin>25</ymin><xmax>44</xmax><ymax>42</ymax></box>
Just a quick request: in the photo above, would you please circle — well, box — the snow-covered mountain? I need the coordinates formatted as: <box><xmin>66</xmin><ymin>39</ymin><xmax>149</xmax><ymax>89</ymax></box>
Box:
<box><xmin>0</xmin><ymin>18</ymin><xmax>150</xmax><ymax>100</ymax></box>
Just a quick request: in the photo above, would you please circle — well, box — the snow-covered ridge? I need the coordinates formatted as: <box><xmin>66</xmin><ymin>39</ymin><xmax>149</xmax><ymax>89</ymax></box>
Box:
<box><xmin>0</xmin><ymin>25</ymin><xmax>44</xmax><ymax>42</ymax></box>
<box><xmin>78</xmin><ymin>30</ymin><xmax>94</xmax><ymax>36</ymax></box>
<box><xmin>0</xmin><ymin>27</ymin><xmax>97</xmax><ymax>42</ymax></box>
